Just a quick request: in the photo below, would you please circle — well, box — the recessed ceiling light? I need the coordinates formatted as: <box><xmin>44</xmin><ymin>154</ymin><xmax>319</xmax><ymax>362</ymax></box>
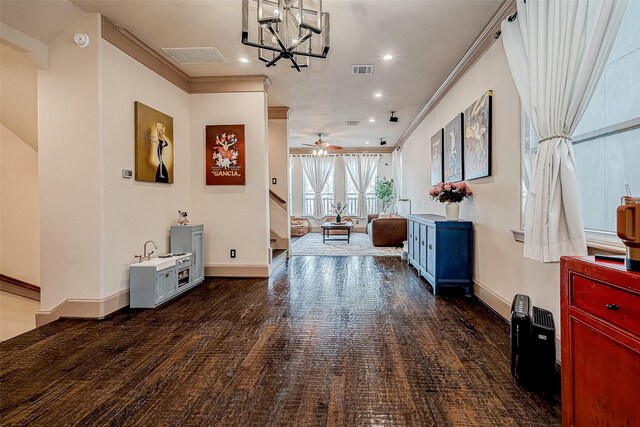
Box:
<box><xmin>374</xmin><ymin>92</ymin><xmax>382</xmax><ymax>98</ymax></box>
<box><xmin>239</xmin><ymin>57</ymin><xmax>250</xmax><ymax>63</ymax></box>
<box><xmin>369</xmin><ymin>118</ymin><xmax>375</xmax><ymax>122</ymax></box>
<box><xmin>366</xmin><ymin>141</ymin><xmax>370</xmax><ymax>145</ymax></box>
<box><xmin>383</xmin><ymin>54</ymin><xmax>393</xmax><ymax>61</ymax></box>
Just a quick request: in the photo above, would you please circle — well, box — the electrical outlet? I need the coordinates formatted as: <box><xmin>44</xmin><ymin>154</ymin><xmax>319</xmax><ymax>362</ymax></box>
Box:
<box><xmin>272</xmin><ymin>178</ymin><xmax>277</xmax><ymax>185</ymax></box>
<box><xmin>356</xmin><ymin>220</ymin><xmax>360</xmax><ymax>224</ymax></box>
<box><xmin>230</xmin><ymin>249</ymin><xmax>236</xmax><ymax>258</ymax></box>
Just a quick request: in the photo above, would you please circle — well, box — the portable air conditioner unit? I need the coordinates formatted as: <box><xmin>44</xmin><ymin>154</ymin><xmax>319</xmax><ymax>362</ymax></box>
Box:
<box><xmin>510</xmin><ymin>294</ymin><xmax>531</xmax><ymax>382</ymax></box>
<box><xmin>510</xmin><ymin>294</ymin><xmax>556</xmax><ymax>387</ymax></box>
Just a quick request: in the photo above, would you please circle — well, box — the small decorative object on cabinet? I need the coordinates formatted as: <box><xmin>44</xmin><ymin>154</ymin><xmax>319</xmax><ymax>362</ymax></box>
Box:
<box><xmin>429</xmin><ymin>181</ymin><xmax>473</xmax><ymax>221</ymax></box>
<box><xmin>177</xmin><ymin>210</ymin><xmax>189</xmax><ymax>225</ymax></box>
<box><xmin>560</xmin><ymin>256</ymin><xmax>640</xmax><ymax>427</ymax></box>
<box><xmin>407</xmin><ymin>214</ymin><xmax>473</xmax><ymax>296</ymax></box>
<box><xmin>171</xmin><ymin>224</ymin><xmax>204</xmax><ymax>285</ymax></box>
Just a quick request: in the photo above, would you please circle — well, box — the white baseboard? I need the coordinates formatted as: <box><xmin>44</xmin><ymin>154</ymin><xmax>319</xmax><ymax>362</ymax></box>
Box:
<box><xmin>205</xmin><ymin>264</ymin><xmax>269</xmax><ymax>278</ymax></box>
<box><xmin>36</xmin><ymin>289</ymin><xmax>129</xmax><ymax>327</ymax></box>
<box><xmin>473</xmin><ymin>279</ymin><xmax>561</xmax><ymax>362</ymax></box>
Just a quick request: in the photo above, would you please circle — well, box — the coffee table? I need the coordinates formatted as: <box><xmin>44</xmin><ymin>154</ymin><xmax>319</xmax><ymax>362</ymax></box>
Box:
<box><xmin>321</xmin><ymin>221</ymin><xmax>353</xmax><ymax>243</ymax></box>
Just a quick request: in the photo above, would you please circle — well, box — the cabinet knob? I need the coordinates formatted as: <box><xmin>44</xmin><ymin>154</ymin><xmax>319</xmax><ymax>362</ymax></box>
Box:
<box><xmin>429</xmin><ymin>244</ymin><xmax>432</xmax><ymax>249</ymax></box>
<box><xmin>606</xmin><ymin>303</ymin><xmax>619</xmax><ymax>311</ymax></box>
<box><xmin>421</xmin><ymin>241</ymin><xmax>425</xmax><ymax>245</ymax></box>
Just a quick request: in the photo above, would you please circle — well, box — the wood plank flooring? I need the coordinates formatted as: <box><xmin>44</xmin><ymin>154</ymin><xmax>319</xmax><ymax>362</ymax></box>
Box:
<box><xmin>0</xmin><ymin>256</ymin><xmax>560</xmax><ymax>426</ymax></box>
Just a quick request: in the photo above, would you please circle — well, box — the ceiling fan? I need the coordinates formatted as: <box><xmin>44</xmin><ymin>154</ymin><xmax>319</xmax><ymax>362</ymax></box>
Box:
<box><xmin>302</xmin><ymin>133</ymin><xmax>343</xmax><ymax>151</ymax></box>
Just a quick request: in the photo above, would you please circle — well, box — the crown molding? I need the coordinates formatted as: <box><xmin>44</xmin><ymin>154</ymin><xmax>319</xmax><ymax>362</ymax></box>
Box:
<box><xmin>101</xmin><ymin>16</ymin><xmax>271</xmax><ymax>94</ymax></box>
<box><xmin>101</xmin><ymin>16</ymin><xmax>190</xmax><ymax>92</ymax></box>
<box><xmin>190</xmin><ymin>75</ymin><xmax>272</xmax><ymax>94</ymax></box>
<box><xmin>289</xmin><ymin>147</ymin><xmax>394</xmax><ymax>155</ymax></box>
<box><xmin>393</xmin><ymin>0</ymin><xmax>516</xmax><ymax>149</ymax></box>
<box><xmin>268</xmin><ymin>107</ymin><xmax>291</xmax><ymax>120</ymax></box>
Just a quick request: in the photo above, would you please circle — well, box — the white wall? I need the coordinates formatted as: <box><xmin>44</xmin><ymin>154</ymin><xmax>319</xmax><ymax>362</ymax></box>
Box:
<box><xmin>99</xmin><ymin>41</ymin><xmax>191</xmax><ymax>298</ymax></box>
<box><xmin>190</xmin><ymin>92</ymin><xmax>270</xmax><ymax>269</ymax></box>
<box><xmin>0</xmin><ymin>125</ymin><xmax>40</xmax><ymax>285</ymax></box>
<box><xmin>400</xmin><ymin>42</ymin><xmax>561</xmax><ymax>355</ymax></box>
<box><xmin>0</xmin><ymin>42</ymin><xmax>38</xmax><ymax>151</ymax></box>
<box><xmin>38</xmin><ymin>13</ymin><xmax>103</xmax><ymax>311</ymax></box>
<box><xmin>268</xmin><ymin>118</ymin><xmax>289</xmax><ymax>201</ymax></box>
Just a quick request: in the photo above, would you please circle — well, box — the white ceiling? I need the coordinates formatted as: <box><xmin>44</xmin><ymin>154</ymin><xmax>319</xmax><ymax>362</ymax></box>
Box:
<box><xmin>0</xmin><ymin>0</ymin><xmax>503</xmax><ymax>148</ymax></box>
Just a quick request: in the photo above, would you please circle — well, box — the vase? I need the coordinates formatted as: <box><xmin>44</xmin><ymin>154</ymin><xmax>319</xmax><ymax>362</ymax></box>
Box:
<box><xmin>445</xmin><ymin>202</ymin><xmax>460</xmax><ymax>221</ymax></box>
<box><xmin>336</xmin><ymin>214</ymin><xmax>342</xmax><ymax>223</ymax></box>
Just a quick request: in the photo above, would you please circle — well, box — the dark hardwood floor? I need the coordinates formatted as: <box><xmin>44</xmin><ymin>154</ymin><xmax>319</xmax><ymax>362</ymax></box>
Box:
<box><xmin>1</xmin><ymin>256</ymin><xmax>560</xmax><ymax>426</ymax></box>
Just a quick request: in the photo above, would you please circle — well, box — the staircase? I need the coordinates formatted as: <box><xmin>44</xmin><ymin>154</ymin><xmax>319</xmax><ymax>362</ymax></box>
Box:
<box><xmin>269</xmin><ymin>190</ymin><xmax>289</xmax><ymax>274</ymax></box>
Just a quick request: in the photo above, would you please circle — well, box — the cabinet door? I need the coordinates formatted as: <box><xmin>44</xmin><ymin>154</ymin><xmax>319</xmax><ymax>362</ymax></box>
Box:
<box><xmin>407</xmin><ymin>220</ymin><xmax>414</xmax><ymax>259</ymax></box>
<box><xmin>569</xmin><ymin>317</ymin><xmax>640</xmax><ymax>426</ymax></box>
<box><xmin>413</xmin><ymin>222</ymin><xmax>420</xmax><ymax>261</ymax></box>
<box><xmin>426</xmin><ymin>225</ymin><xmax>436</xmax><ymax>276</ymax></box>
<box><xmin>165</xmin><ymin>268</ymin><xmax>176</xmax><ymax>298</ymax></box>
<box><xmin>419</xmin><ymin>223</ymin><xmax>427</xmax><ymax>272</ymax></box>
<box><xmin>192</xmin><ymin>229</ymin><xmax>204</xmax><ymax>283</ymax></box>
<box><xmin>155</xmin><ymin>271</ymin><xmax>167</xmax><ymax>303</ymax></box>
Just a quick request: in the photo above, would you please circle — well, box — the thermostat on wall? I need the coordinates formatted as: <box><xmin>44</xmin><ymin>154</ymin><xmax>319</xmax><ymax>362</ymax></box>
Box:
<box><xmin>122</xmin><ymin>169</ymin><xmax>133</xmax><ymax>179</ymax></box>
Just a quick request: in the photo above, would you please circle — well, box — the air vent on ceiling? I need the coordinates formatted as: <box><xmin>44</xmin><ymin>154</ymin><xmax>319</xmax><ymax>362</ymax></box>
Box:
<box><xmin>352</xmin><ymin>64</ymin><xmax>374</xmax><ymax>75</ymax></box>
<box><xmin>161</xmin><ymin>47</ymin><xmax>228</xmax><ymax>64</ymax></box>
<box><xmin>346</xmin><ymin>121</ymin><xmax>360</xmax><ymax>126</ymax></box>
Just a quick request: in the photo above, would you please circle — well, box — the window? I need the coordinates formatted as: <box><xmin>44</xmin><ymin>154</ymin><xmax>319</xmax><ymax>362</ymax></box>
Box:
<box><xmin>345</xmin><ymin>173</ymin><xmax>379</xmax><ymax>216</ymax></box>
<box><xmin>345</xmin><ymin>176</ymin><xmax>358</xmax><ymax>215</ymax></box>
<box><xmin>521</xmin><ymin>3</ymin><xmax>640</xmax><ymax>240</ymax></box>
<box><xmin>302</xmin><ymin>170</ymin><xmax>335</xmax><ymax>217</ymax></box>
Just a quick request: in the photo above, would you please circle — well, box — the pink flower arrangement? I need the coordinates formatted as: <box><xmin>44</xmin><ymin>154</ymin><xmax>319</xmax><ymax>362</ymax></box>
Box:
<box><xmin>429</xmin><ymin>181</ymin><xmax>473</xmax><ymax>203</ymax></box>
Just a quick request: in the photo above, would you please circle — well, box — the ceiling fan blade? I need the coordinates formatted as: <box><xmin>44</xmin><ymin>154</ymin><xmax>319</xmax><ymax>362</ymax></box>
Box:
<box><xmin>302</xmin><ymin>144</ymin><xmax>317</xmax><ymax>147</ymax></box>
<box><xmin>325</xmin><ymin>145</ymin><xmax>343</xmax><ymax>150</ymax></box>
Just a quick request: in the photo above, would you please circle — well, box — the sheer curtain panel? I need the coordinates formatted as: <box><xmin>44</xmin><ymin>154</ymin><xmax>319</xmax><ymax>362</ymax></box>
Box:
<box><xmin>343</xmin><ymin>155</ymin><xmax>380</xmax><ymax>218</ymax></box>
<box><xmin>501</xmin><ymin>0</ymin><xmax>627</xmax><ymax>262</ymax></box>
<box><xmin>300</xmin><ymin>156</ymin><xmax>335</xmax><ymax>219</ymax></box>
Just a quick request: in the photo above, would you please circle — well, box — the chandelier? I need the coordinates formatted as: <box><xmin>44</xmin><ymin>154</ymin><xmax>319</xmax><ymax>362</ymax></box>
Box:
<box><xmin>241</xmin><ymin>0</ymin><xmax>330</xmax><ymax>71</ymax></box>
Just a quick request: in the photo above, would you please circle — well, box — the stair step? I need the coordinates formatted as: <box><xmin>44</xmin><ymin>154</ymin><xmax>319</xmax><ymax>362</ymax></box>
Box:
<box><xmin>271</xmin><ymin>249</ymin><xmax>286</xmax><ymax>259</ymax></box>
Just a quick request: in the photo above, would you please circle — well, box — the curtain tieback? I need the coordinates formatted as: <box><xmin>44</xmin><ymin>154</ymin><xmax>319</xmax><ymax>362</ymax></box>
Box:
<box><xmin>539</xmin><ymin>133</ymin><xmax>571</xmax><ymax>143</ymax></box>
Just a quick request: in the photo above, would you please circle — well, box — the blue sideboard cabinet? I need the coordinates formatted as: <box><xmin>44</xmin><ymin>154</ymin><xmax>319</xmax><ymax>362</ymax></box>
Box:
<box><xmin>171</xmin><ymin>225</ymin><xmax>204</xmax><ymax>285</ymax></box>
<box><xmin>407</xmin><ymin>214</ymin><xmax>474</xmax><ymax>296</ymax></box>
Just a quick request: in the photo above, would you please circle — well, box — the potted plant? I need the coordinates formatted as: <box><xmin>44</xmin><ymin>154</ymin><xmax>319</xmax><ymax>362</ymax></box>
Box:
<box><xmin>374</xmin><ymin>177</ymin><xmax>394</xmax><ymax>213</ymax></box>
<box><xmin>331</xmin><ymin>201</ymin><xmax>347</xmax><ymax>223</ymax></box>
<box><xmin>429</xmin><ymin>181</ymin><xmax>473</xmax><ymax>220</ymax></box>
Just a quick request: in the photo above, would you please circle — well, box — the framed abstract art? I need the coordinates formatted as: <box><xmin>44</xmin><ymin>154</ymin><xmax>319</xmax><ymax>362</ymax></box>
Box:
<box><xmin>443</xmin><ymin>113</ymin><xmax>464</xmax><ymax>182</ymax></box>
<box><xmin>463</xmin><ymin>90</ymin><xmax>492</xmax><ymax>180</ymax></box>
<box><xmin>430</xmin><ymin>129</ymin><xmax>444</xmax><ymax>186</ymax></box>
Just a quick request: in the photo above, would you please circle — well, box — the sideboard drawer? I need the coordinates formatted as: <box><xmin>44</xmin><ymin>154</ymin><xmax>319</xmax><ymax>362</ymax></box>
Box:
<box><xmin>571</xmin><ymin>274</ymin><xmax>640</xmax><ymax>337</ymax></box>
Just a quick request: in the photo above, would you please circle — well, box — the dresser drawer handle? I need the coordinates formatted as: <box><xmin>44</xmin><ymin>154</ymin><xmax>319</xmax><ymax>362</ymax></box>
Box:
<box><xmin>421</xmin><ymin>241</ymin><xmax>425</xmax><ymax>245</ymax></box>
<box><xmin>606</xmin><ymin>303</ymin><xmax>619</xmax><ymax>311</ymax></box>
<box><xmin>429</xmin><ymin>244</ymin><xmax>432</xmax><ymax>249</ymax></box>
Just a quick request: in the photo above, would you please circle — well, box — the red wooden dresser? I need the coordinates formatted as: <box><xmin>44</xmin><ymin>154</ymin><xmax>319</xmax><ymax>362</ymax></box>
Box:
<box><xmin>560</xmin><ymin>256</ymin><xmax>640</xmax><ymax>427</ymax></box>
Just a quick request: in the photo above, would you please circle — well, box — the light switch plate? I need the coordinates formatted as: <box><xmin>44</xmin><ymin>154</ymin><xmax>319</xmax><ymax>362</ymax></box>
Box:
<box><xmin>272</xmin><ymin>178</ymin><xmax>277</xmax><ymax>185</ymax></box>
<box><xmin>122</xmin><ymin>169</ymin><xmax>133</xmax><ymax>179</ymax></box>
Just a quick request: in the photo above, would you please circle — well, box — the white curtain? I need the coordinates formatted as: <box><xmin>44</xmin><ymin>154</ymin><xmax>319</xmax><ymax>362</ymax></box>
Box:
<box><xmin>501</xmin><ymin>0</ymin><xmax>627</xmax><ymax>262</ymax></box>
<box><xmin>300</xmin><ymin>156</ymin><xmax>335</xmax><ymax>219</ymax></box>
<box><xmin>344</xmin><ymin>154</ymin><xmax>380</xmax><ymax>218</ymax></box>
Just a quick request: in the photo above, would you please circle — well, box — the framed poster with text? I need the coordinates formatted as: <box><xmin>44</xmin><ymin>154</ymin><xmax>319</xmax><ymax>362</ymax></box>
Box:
<box><xmin>205</xmin><ymin>124</ymin><xmax>246</xmax><ymax>185</ymax></box>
